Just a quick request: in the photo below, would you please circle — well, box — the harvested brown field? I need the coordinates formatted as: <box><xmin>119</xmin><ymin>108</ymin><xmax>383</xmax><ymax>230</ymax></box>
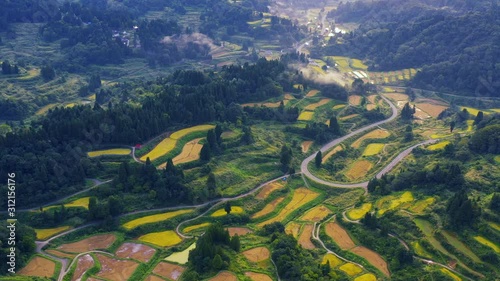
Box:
<box><xmin>18</xmin><ymin>256</ymin><xmax>56</xmax><ymax>278</ymax></box>
<box><xmin>340</xmin><ymin>114</ymin><xmax>359</xmax><ymax>120</ymax></box>
<box><xmin>152</xmin><ymin>262</ymin><xmax>185</xmax><ymax>280</ymax></box>
<box><xmin>301</xmin><ymin>141</ymin><xmax>313</xmax><ymax>153</ymax></box>
<box><xmin>415</xmin><ymin>103</ymin><xmax>448</xmax><ymax>118</ymax></box>
<box><xmin>323</xmin><ymin>146</ymin><xmax>343</xmax><ymax>162</ymax></box>
<box><xmin>298</xmin><ymin>224</ymin><xmax>316</xmax><ymax>249</ymax></box>
<box><xmin>243</xmin><ymin>247</ymin><xmax>271</xmax><ymax>262</ymax></box>
<box><xmin>306</xmin><ymin>89</ymin><xmax>320</xmax><ymax>97</ymax></box>
<box><xmin>71</xmin><ymin>254</ymin><xmax>94</xmax><ymax>281</ymax></box>
<box><xmin>366</xmin><ymin>104</ymin><xmax>376</xmax><ymax>111</ymax></box>
<box><xmin>325</xmin><ymin>222</ymin><xmax>356</xmax><ymax>250</ymax></box>
<box><xmin>245</xmin><ymin>272</ymin><xmax>273</xmax><ymax>281</ymax></box>
<box><xmin>349</xmin><ymin>95</ymin><xmax>362</xmax><ymax>106</ymax></box>
<box><xmin>413</xmin><ymin>107</ymin><xmax>430</xmax><ymax>119</ymax></box>
<box><xmin>252</xmin><ymin>197</ymin><xmax>285</xmax><ymax>219</ymax></box>
<box><xmin>300</xmin><ymin>205</ymin><xmax>332</xmax><ymax>222</ymax></box>
<box><xmin>256</xmin><ymin>181</ymin><xmax>285</xmax><ymax>199</ymax></box>
<box><xmin>171</xmin><ymin>138</ymin><xmax>203</xmax><ymax>165</ymax></box>
<box><xmin>115</xmin><ymin>242</ymin><xmax>156</xmax><ymax>263</ymax></box>
<box><xmin>350</xmin><ymin>246</ymin><xmax>390</xmax><ymax>276</ymax></box>
<box><xmin>227</xmin><ymin>227</ymin><xmax>253</xmax><ymax>237</ymax></box>
<box><xmin>58</xmin><ymin>234</ymin><xmax>116</xmax><ymax>253</ymax></box>
<box><xmin>384</xmin><ymin>93</ymin><xmax>408</xmax><ymax>101</ymax></box>
<box><xmin>367</xmin><ymin>95</ymin><xmax>377</xmax><ymax>103</ymax></box>
<box><xmin>209</xmin><ymin>271</ymin><xmax>238</xmax><ymax>281</ymax></box>
<box><xmin>351</xmin><ymin>129</ymin><xmax>390</xmax><ymax>148</ymax></box>
<box><xmin>285</xmin><ymin>222</ymin><xmax>302</xmax><ymax>238</ymax></box>
<box><xmin>345</xmin><ymin>160</ymin><xmax>373</xmax><ymax>180</ymax></box>
<box><xmin>305</xmin><ymin>99</ymin><xmax>331</xmax><ymax>110</ymax></box>
<box><xmin>95</xmin><ymin>253</ymin><xmax>139</xmax><ymax>281</ymax></box>
<box><xmin>284</xmin><ymin>93</ymin><xmax>295</xmax><ymax>100</ymax></box>
<box><xmin>46</xmin><ymin>249</ymin><xmax>76</xmax><ymax>259</ymax></box>
<box><xmin>242</xmin><ymin>101</ymin><xmax>281</xmax><ymax>108</ymax></box>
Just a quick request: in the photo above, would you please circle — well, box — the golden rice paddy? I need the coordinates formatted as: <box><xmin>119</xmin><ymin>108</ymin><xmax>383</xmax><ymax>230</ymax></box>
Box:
<box><xmin>258</xmin><ymin>188</ymin><xmax>319</xmax><ymax>227</ymax></box>
<box><xmin>298</xmin><ymin>111</ymin><xmax>314</xmax><ymax>121</ymax></box>
<box><xmin>322</xmin><ymin>253</ymin><xmax>343</xmax><ymax>268</ymax></box>
<box><xmin>211</xmin><ymin>206</ymin><xmax>244</xmax><ymax>217</ymax></box>
<box><xmin>299</xmin><ymin>205</ymin><xmax>332</xmax><ymax>222</ymax></box>
<box><xmin>345</xmin><ymin>160</ymin><xmax>373</xmax><ymax>180</ymax></box>
<box><xmin>35</xmin><ymin>226</ymin><xmax>71</xmax><ymax>240</ymax></box>
<box><xmin>427</xmin><ymin>141</ymin><xmax>450</xmax><ymax>151</ymax></box>
<box><xmin>123</xmin><ymin>209</ymin><xmax>194</xmax><ymax>230</ymax></box>
<box><xmin>377</xmin><ymin>191</ymin><xmax>414</xmax><ymax>216</ymax></box>
<box><xmin>252</xmin><ymin>197</ymin><xmax>285</xmax><ymax>219</ymax></box>
<box><xmin>351</xmin><ymin>129</ymin><xmax>390</xmax><ymax>148</ymax></box>
<box><xmin>304</xmin><ymin>99</ymin><xmax>331</xmax><ymax>110</ymax></box>
<box><xmin>138</xmin><ymin>230</ymin><xmax>182</xmax><ymax>247</ymax></box>
<box><xmin>362</xmin><ymin>143</ymin><xmax>384</xmax><ymax>156</ymax></box>
<box><xmin>183</xmin><ymin>222</ymin><xmax>211</xmax><ymax>233</ymax></box>
<box><xmin>322</xmin><ymin>146</ymin><xmax>343</xmax><ymax>162</ymax></box>
<box><xmin>88</xmin><ymin>148</ymin><xmax>131</xmax><ymax>157</ymax></box>
<box><xmin>354</xmin><ymin>273</ymin><xmax>377</xmax><ymax>281</ymax></box>
<box><xmin>339</xmin><ymin>263</ymin><xmax>363</xmax><ymax>276</ymax></box>
<box><xmin>474</xmin><ymin>236</ymin><xmax>499</xmax><ymax>253</ymax></box>
<box><xmin>347</xmin><ymin>203</ymin><xmax>372</xmax><ymax>220</ymax></box>
<box><xmin>140</xmin><ymin>125</ymin><xmax>214</xmax><ymax>161</ymax></box>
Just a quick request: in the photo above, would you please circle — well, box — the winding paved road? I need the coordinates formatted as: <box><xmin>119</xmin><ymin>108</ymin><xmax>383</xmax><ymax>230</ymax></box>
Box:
<box><xmin>301</xmin><ymin>94</ymin><xmax>436</xmax><ymax>189</ymax></box>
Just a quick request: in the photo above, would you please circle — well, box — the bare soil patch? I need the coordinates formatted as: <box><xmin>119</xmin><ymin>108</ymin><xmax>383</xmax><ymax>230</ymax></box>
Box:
<box><xmin>153</xmin><ymin>261</ymin><xmax>185</xmax><ymax>280</ymax></box>
<box><xmin>115</xmin><ymin>242</ymin><xmax>156</xmax><ymax>263</ymax></box>
<box><xmin>350</xmin><ymin>246</ymin><xmax>390</xmax><ymax>276</ymax></box>
<box><xmin>209</xmin><ymin>271</ymin><xmax>238</xmax><ymax>281</ymax></box>
<box><xmin>18</xmin><ymin>256</ymin><xmax>56</xmax><ymax>278</ymax></box>
<box><xmin>301</xmin><ymin>141</ymin><xmax>313</xmax><ymax>153</ymax></box>
<box><xmin>243</xmin><ymin>247</ymin><xmax>271</xmax><ymax>262</ymax></box>
<box><xmin>325</xmin><ymin>222</ymin><xmax>356</xmax><ymax>250</ymax></box>
<box><xmin>227</xmin><ymin>227</ymin><xmax>253</xmax><ymax>237</ymax></box>
<box><xmin>245</xmin><ymin>272</ymin><xmax>273</xmax><ymax>281</ymax></box>
<box><xmin>298</xmin><ymin>224</ymin><xmax>316</xmax><ymax>249</ymax></box>
<box><xmin>252</xmin><ymin>197</ymin><xmax>285</xmax><ymax>219</ymax></box>
<box><xmin>71</xmin><ymin>254</ymin><xmax>94</xmax><ymax>281</ymax></box>
<box><xmin>95</xmin><ymin>253</ymin><xmax>139</xmax><ymax>281</ymax></box>
<box><xmin>255</xmin><ymin>181</ymin><xmax>285</xmax><ymax>199</ymax></box>
<box><xmin>58</xmin><ymin>234</ymin><xmax>116</xmax><ymax>253</ymax></box>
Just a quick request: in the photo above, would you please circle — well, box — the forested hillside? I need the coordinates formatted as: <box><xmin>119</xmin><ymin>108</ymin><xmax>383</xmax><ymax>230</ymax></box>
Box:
<box><xmin>322</xmin><ymin>0</ymin><xmax>500</xmax><ymax>96</ymax></box>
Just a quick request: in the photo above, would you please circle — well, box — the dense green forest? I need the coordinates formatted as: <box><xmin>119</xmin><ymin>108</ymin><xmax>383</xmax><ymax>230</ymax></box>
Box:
<box><xmin>320</xmin><ymin>0</ymin><xmax>500</xmax><ymax>96</ymax></box>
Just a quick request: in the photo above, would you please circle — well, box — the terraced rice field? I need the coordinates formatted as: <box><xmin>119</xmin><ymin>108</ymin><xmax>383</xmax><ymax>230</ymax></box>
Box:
<box><xmin>138</xmin><ymin>230</ymin><xmax>182</xmax><ymax>247</ymax></box>
<box><xmin>345</xmin><ymin>160</ymin><xmax>373</xmax><ymax>180</ymax></box>
<box><xmin>460</xmin><ymin>106</ymin><xmax>480</xmax><ymax>117</ymax></box>
<box><xmin>325</xmin><ymin>222</ymin><xmax>356</xmax><ymax>250</ymax></box>
<box><xmin>243</xmin><ymin>247</ymin><xmax>270</xmax><ymax>262</ymax></box>
<box><xmin>415</xmin><ymin>103</ymin><xmax>448</xmax><ymax>118</ymax></box>
<box><xmin>95</xmin><ymin>253</ymin><xmax>139</xmax><ymax>280</ymax></box>
<box><xmin>333</xmin><ymin>104</ymin><xmax>346</xmax><ymax>110</ymax></box>
<box><xmin>170</xmin><ymin>138</ymin><xmax>203</xmax><ymax>165</ymax></box>
<box><xmin>183</xmin><ymin>222</ymin><xmax>211</xmax><ymax>233</ymax></box>
<box><xmin>411</xmin><ymin>241</ymin><xmax>432</xmax><ymax>259</ymax></box>
<box><xmin>35</xmin><ymin>226</ymin><xmax>71</xmax><ymax>240</ymax></box>
<box><xmin>165</xmin><ymin>243</ymin><xmax>196</xmax><ymax>264</ymax></box>
<box><xmin>349</xmin><ymin>95</ymin><xmax>362</xmax><ymax>106</ymax></box>
<box><xmin>58</xmin><ymin>234</ymin><xmax>116</xmax><ymax>253</ymax></box>
<box><xmin>18</xmin><ymin>256</ymin><xmax>56</xmax><ymax>278</ymax></box>
<box><xmin>71</xmin><ymin>254</ymin><xmax>94</xmax><ymax>281</ymax></box>
<box><xmin>322</xmin><ymin>253</ymin><xmax>343</xmax><ymax>267</ymax></box>
<box><xmin>350</xmin><ymin>246</ymin><xmax>390</xmax><ymax>276</ymax></box>
<box><xmin>306</xmin><ymin>89</ymin><xmax>320</xmax><ymax>97</ymax></box>
<box><xmin>441</xmin><ymin>231</ymin><xmax>480</xmax><ymax>262</ymax></box>
<box><xmin>301</xmin><ymin>141</ymin><xmax>313</xmax><ymax>153</ymax></box>
<box><xmin>258</xmin><ymin>188</ymin><xmax>319</xmax><ymax>227</ymax></box>
<box><xmin>377</xmin><ymin>191</ymin><xmax>414</xmax><ymax>216</ymax></box>
<box><xmin>255</xmin><ymin>181</ymin><xmax>285</xmax><ymax>199</ymax></box>
<box><xmin>211</xmin><ymin>206</ymin><xmax>244</xmax><ymax>217</ymax></box>
<box><xmin>123</xmin><ymin>209</ymin><xmax>194</xmax><ymax>230</ymax></box>
<box><xmin>366</xmin><ymin>104</ymin><xmax>376</xmax><ymax>111</ymax></box>
<box><xmin>474</xmin><ymin>236</ymin><xmax>499</xmax><ymax>253</ymax></box>
<box><xmin>488</xmin><ymin>221</ymin><xmax>500</xmax><ymax>232</ymax></box>
<box><xmin>298</xmin><ymin>224</ymin><xmax>315</xmax><ymax>249</ymax></box>
<box><xmin>252</xmin><ymin>197</ymin><xmax>285</xmax><ymax>219</ymax></box>
<box><xmin>427</xmin><ymin>141</ymin><xmax>450</xmax><ymax>151</ymax></box>
<box><xmin>354</xmin><ymin>273</ymin><xmax>377</xmax><ymax>281</ymax></box>
<box><xmin>140</xmin><ymin>124</ymin><xmax>214</xmax><ymax>161</ymax></box>
<box><xmin>367</xmin><ymin>95</ymin><xmax>377</xmax><ymax>103</ymax></box>
<box><xmin>227</xmin><ymin>227</ymin><xmax>252</xmax><ymax>237</ymax></box>
<box><xmin>209</xmin><ymin>271</ymin><xmax>238</xmax><ymax>281</ymax></box>
<box><xmin>440</xmin><ymin>268</ymin><xmax>461</xmax><ymax>281</ymax></box>
<box><xmin>152</xmin><ymin>262</ymin><xmax>185</xmax><ymax>280</ymax></box>
<box><xmin>362</xmin><ymin>144</ymin><xmax>384</xmax><ymax>156</ymax></box>
<box><xmin>304</xmin><ymin>98</ymin><xmax>331</xmax><ymax>110</ymax></box>
<box><xmin>285</xmin><ymin>222</ymin><xmax>302</xmax><ymax>238</ymax></box>
<box><xmin>45</xmin><ymin>197</ymin><xmax>90</xmax><ymax>210</ymax></box>
<box><xmin>115</xmin><ymin>242</ymin><xmax>156</xmax><ymax>263</ymax></box>
<box><xmin>347</xmin><ymin>203</ymin><xmax>372</xmax><ymax>220</ymax></box>
<box><xmin>408</xmin><ymin>197</ymin><xmax>435</xmax><ymax>214</ymax></box>
<box><xmin>351</xmin><ymin>59</ymin><xmax>368</xmax><ymax>70</ymax></box>
<box><xmin>340</xmin><ymin>114</ymin><xmax>359</xmax><ymax>120</ymax></box>
<box><xmin>45</xmin><ymin>249</ymin><xmax>75</xmax><ymax>259</ymax></box>
<box><xmin>351</xmin><ymin>129</ymin><xmax>390</xmax><ymax>148</ymax></box>
<box><xmin>87</xmin><ymin>148</ymin><xmax>131</xmax><ymax>157</ymax></box>
<box><xmin>339</xmin><ymin>263</ymin><xmax>363</xmax><ymax>276</ymax></box>
<box><xmin>298</xmin><ymin>111</ymin><xmax>314</xmax><ymax>121</ymax></box>
<box><xmin>36</xmin><ymin>103</ymin><xmax>58</xmax><ymax>115</ymax></box>
<box><xmin>300</xmin><ymin>205</ymin><xmax>332</xmax><ymax>222</ymax></box>
<box><xmin>383</xmin><ymin>93</ymin><xmax>408</xmax><ymax>102</ymax></box>
<box><xmin>245</xmin><ymin>272</ymin><xmax>273</xmax><ymax>281</ymax></box>
<box><xmin>323</xmin><ymin>146</ymin><xmax>343</xmax><ymax>162</ymax></box>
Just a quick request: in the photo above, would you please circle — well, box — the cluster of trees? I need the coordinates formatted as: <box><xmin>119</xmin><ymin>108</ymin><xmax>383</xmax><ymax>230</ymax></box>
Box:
<box><xmin>446</xmin><ymin>190</ymin><xmax>481</xmax><ymax>228</ymax></box>
<box><xmin>324</xmin><ymin>0</ymin><xmax>500</xmax><ymax>96</ymax></box>
<box><xmin>302</xmin><ymin>116</ymin><xmax>342</xmax><ymax>143</ymax></box>
<box><xmin>185</xmin><ymin>223</ymin><xmax>240</xmax><ymax>280</ymax></box>
<box><xmin>0</xmin><ymin>59</ymin><xmax>293</xmax><ymax>208</ymax></box>
<box><xmin>264</xmin><ymin>222</ymin><xmax>338</xmax><ymax>280</ymax></box>
<box><xmin>1</xmin><ymin>61</ymin><xmax>20</xmax><ymax>75</ymax></box>
<box><xmin>367</xmin><ymin>160</ymin><xmax>465</xmax><ymax>194</ymax></box>
<box><xmin>0</xmin><ymin>100</ymin><xmax>30</xmax><ymax>120</ymax></box>
<box><xmin>0</xmin><ymin>0</ymin><xmax>59</xmax><ymax>31</ymax></box>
